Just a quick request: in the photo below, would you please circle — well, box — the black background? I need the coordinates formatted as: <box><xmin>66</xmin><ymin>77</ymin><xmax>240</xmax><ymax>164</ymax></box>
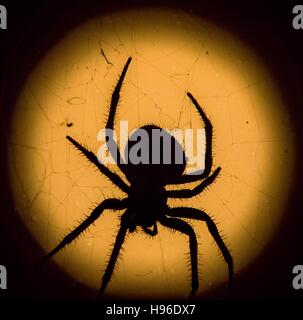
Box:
<box><xmin>0</xmin><ymin>0</ymin><xmax>303</xmax><ymax>306</ymax></box>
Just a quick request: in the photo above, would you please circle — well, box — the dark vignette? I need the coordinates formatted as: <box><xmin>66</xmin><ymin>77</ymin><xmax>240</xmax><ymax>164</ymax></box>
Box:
<box><xmin>0</xmin><ymin>0</ymin><xmax>302</xmax><ymax>301</ymax></box>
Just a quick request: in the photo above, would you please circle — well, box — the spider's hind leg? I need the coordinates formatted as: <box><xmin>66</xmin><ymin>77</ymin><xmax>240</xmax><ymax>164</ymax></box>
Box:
<box><xmin>167</xmin><ymin>207</ymin><xmax>233</xmax><ymax>289</ymax></box>
<box><xmin>159</xmin><ymin>216</ymin><xmax>198</xmax><ymax>299</ymax></box>
<box><xmin>97</xmin><ymin>212</ymin><xmax>129</xmax><ymax>299</ymax></box>
<box><xmin>35</xmin><ymin>198</ymin><xmax>127</xmax><ymax>268</ymax></box>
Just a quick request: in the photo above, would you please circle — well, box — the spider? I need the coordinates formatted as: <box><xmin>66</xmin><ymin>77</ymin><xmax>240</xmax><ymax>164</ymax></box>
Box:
<box><xmin>39</xmin><ymin>57</ymin><xmax>233</xmax><ymax>299</ymax></box>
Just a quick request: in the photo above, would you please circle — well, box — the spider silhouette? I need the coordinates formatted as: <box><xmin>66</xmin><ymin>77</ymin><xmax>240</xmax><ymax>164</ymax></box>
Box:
<box><xmin>39</xmin><ymin>57</ymin><xmax>233</xmax><ymax>299</ymax></box>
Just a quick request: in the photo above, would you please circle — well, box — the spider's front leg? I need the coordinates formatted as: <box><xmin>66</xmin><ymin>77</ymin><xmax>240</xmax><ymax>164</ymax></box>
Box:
<box><xmin>171</xmin><ymin>92</ymin><xmax>215</xmax><ymax>185</ymax></box>
<box><xmin>166</xmin><ymin>166</ymin><xmax>221</xmax><ymax>199</ymax></box>
<box><xmin>105</xmin><ymin>57</ymin><xmax>132</xmax><ymax>177</ymax></box>
<box><xmin>167</xmin><ymin>207</ymin><xmax>233</xmax><ymax>288</ymax></box>
<box><xmin>66</xmin><ymin>135</ymin><xmax>129</xmax><ymax>194</ymax></box>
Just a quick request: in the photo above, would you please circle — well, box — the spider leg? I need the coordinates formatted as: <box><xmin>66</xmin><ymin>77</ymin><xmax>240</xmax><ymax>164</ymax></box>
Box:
<box><xmin>105</xmin><ymin>57</ymin><xmax>132</xmax><ymax>177</ymax></box>
<box><xmin>159</xmin><ymin>216</ymin><xmax>198</xmax><ymax>299</ymax></box>
<box><xmin>167</xmin><ymin>167</ymin><xmax>220</xmax><ymax>199</ymax></box>
<box><xmin>171</xmin><ymin>92</ymin><xmax>214</xmax><ymax>185</ymax></box>
<box><xmin>143</xmin><ymin>223</ymin><xmax>158</xmax><ymax>236</ymax></box>
<box><xmin>36</xmin><ymin>198</ymin><xmax>128</xmax><ymax>267</ymax></box>
<box><xmin>97</xmin><ymin>212</ymin><xmax>129</xmax><ymax>299</ymax></box>
<box><xmin>167</xmin><ymin>207</ymin><xmax>233</xmax><ymax>288</ymax></box>
<box><xmin>66</xmin><ymin>135</ymin><xmax>129</xmax><ymax>194</ymax></box>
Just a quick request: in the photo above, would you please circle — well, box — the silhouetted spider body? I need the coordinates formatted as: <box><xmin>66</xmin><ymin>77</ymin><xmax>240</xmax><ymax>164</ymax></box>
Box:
<box><xmin>125</xmin><ymin>124</ymin><xmax>185</xmax><ymax>231</ymax></box>
<box><xmin>40</xmin><ymin>57</ymin><xmax>233</xmax><ymax>299</ymax></box>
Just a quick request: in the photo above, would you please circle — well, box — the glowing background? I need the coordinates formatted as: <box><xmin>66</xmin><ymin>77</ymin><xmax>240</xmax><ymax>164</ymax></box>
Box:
<box><xmin>8</xmin><ymin>9</ymin><xmax>295</xmax><ymax>298</ymax></box>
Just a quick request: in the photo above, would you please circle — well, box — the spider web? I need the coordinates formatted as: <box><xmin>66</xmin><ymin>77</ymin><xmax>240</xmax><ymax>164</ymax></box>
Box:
<box><xmin>8</xmin><ymin>9</ymin><xmax>295</xmax><ymax>298</ymax></box>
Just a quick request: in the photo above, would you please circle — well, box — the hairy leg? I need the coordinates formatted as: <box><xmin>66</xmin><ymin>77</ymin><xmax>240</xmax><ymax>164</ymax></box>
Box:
<box><xmin>167</xmin><ymin>167</ymin><xmax>220</xmax><ymax>199</ymax></box>
<box><xmin>172</xmin><ymin>92</ymin><xmax>214</xmax><ymax>184</ymax></box>
<box><xmin>159</xmin><ymin>216</ymin><xmax>198</xmax><ymax>299</ymax></box>
<box><xmin>167</xmin><ymin>207</ymin><xmax>233</xmax><ymax>287</ymax></box>
<box><xmin>67</xmin><ymin>135</ymin><xmax>129</xmax><ymax>193</ymax></box>
<box><xmin>97</xmin><ymin>212</ymin><xmax>129</xmax><ymax>298</ymax></box>
<box><xmin>105</xmin><ymin>57</ymin><xmax>132</xmax><ymax>177</ymax></box>
<box><xmin>36</xmin><ymin>198</ymin><xmax>128</xmax><ymax>267</ymax></box>
<box><xmin>143</xmin><ymin>223</ymin><xmax>158</xmax><ymax>236</ymax></box>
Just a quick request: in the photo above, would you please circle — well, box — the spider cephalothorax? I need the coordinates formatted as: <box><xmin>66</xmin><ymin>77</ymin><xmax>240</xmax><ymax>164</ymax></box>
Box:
<box><xmin>39</xmin><ymin>57</ymin><xmax>233</xmax><ymax>299</ymax></box>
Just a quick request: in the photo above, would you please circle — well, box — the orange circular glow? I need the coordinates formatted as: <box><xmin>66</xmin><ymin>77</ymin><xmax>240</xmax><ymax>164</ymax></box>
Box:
<box><xmin>8</xmin><ymin>8</ymin><xmax>295</xmax><ymax>298</ymax></box>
